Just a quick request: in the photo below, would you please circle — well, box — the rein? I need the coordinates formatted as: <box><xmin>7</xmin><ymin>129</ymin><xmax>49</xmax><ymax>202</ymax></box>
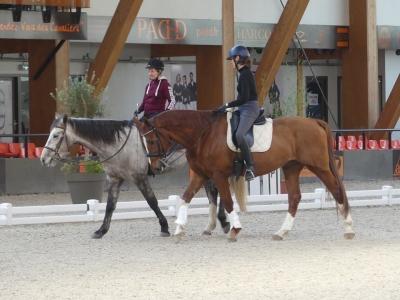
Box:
<box><xmin>140</xmin><ymin>113</ymin><xmax>224</xmax><ymax>165</ymax></box>
<box><xmin>46</xmin><ymin>121</ymin><xmax>134</xmax><ymax>166</ymax></box>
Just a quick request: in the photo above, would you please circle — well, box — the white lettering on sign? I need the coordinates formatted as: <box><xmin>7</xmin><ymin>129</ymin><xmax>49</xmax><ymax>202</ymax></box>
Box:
<box><xmin>307</xmin><ymin>93</ymin><xmax>318</xmax><ymax>106</ymax></box>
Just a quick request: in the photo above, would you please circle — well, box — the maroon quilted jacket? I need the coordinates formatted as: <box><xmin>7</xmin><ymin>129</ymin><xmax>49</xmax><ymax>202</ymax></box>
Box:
<box><xmin>138</xmin><ymin>77</ymin><xmax>176</xmax><ymax>115</ymax></box>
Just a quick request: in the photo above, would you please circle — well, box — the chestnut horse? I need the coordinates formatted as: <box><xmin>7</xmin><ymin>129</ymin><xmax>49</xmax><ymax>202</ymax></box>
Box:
<box><xmin>134</xmin><ymin>110</ymin><xmax>355</xmax><ymax>242</ymax></box>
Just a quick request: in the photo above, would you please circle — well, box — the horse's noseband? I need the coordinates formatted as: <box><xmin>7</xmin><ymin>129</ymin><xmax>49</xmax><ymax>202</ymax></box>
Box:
<box><xmin>43</xmin><ymin>124</ymin><xmax>69</xmax><ymax>160</ymax></box>
<box><xmin>141</xmin><ymin>124</ymin><xmax>170</xmax><ymax>159</ymax></box>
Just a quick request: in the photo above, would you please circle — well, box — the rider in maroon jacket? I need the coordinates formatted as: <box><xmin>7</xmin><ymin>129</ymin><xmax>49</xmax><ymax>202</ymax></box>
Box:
<box><xmin>135</xmin><ymin>58</ymin><xmax>176</xmax><ymax>119</ymax></box>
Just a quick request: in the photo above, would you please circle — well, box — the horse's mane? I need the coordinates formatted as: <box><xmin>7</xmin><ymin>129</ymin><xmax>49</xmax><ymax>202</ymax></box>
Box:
<box><xmin>52</xmin><ymin>117</ymin><xmax>134</xmax><ymax>145</ymax></box>
<box><xmin>154</xmin><ymin>110</ymin><xmax>217</xmax><ymax>129</ymax></box>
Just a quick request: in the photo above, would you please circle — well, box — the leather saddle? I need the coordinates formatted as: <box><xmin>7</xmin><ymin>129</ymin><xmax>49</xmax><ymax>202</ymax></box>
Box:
<box><xmin>230</xmin><ymin>108</ymin><xmax>266</xmax><ymax>148</ymax></box>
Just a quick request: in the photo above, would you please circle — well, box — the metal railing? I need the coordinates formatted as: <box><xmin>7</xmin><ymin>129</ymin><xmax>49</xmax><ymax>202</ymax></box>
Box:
<box><xmin>0</xmin><ymin>133</ymin><xmax>49</xmax><ymax>158</ymax></box>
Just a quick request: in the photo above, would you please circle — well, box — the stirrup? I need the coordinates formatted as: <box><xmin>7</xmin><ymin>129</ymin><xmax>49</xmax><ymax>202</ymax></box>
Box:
<box><xmin>245</xmin><ymin>169</ymin><xmax>255</xmax><ymax>181</ymax></box>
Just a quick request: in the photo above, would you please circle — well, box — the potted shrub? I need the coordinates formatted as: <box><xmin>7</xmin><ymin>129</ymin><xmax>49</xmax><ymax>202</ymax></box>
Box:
<box><xmin>61</xmin><ymin>159</ymin><xmax>107</xmax><ymax>204</ymax></box>
<box><xmin>50</xmin><ymin>71</ymin><xmax>109</xmax><ymax>204</ymax></box>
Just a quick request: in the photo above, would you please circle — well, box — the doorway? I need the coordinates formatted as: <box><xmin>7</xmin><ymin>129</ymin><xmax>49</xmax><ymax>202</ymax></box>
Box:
<box><xmin>0</xmin><ymin>77</ymin><xmax>17</xmax><ymax>143</ymax></box>
<box><xmin>305</xmin><ymin>76</ymin><xmax>328</xmax><ymax>122</ymax></box>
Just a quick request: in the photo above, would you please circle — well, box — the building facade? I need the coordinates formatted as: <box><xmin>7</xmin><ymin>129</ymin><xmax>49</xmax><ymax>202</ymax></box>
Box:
<box><xmin>1</xmin><ymin>0</ymin><xmax>400</xmax><ymax>143</ymax></box>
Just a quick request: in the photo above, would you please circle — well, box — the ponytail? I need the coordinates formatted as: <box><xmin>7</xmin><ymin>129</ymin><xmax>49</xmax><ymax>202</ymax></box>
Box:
<box><xmin>243</xmin><ymin>58</ymin><xmax>252</xmax><ymax>68</ymax></box>
<box><xmin>238</xmin><ymin>57</ymin><xmax>252</xmax><ymax>68</ymax></box>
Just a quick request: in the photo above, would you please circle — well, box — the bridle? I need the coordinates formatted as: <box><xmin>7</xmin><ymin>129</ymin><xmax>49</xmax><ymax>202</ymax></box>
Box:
<box><xmin>141</xmin><ymin>123</ymin><xmax>171</xmax><ymax>159</ymax></box>
<box><xmin>43</xmin><ymin>124</ymin><xmax>70</xmax><ymax>163</ymax></box>
<box><xmin>44</xmin><ymin>121</ymin><xmax>133</xmax><ymax>165</ymax></box>
<box><xmin>140</xmin><ymin>114</ymin><xmax>224</xmax><ymax>167</ymax></box>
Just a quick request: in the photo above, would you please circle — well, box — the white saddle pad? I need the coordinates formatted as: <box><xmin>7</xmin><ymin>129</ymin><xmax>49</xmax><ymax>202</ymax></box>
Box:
<box><xmin>226</xmin><ymin>111</ymin><xmax>273</xmax><ymax>152</ymax></box>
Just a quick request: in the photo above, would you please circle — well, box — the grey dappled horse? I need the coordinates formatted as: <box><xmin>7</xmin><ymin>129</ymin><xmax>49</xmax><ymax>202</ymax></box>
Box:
<box><xmin>40</xmin><ymin>114</ymin><xmax>229</xmax><ymax>238</ymax></box>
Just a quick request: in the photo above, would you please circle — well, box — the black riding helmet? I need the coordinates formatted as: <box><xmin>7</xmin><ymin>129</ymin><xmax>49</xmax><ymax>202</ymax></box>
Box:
<box><xmin>145</xmin><ymin>58</ymin><xmax>164</xmax><ymax>70</ymax></box>
<box><xmin>226</xmin><ymin>45</ymin><xmax>250</xmax><ymax>61</ymax></box>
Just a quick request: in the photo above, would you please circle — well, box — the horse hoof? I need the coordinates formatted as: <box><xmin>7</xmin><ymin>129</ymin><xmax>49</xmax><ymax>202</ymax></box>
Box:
<box><xmin>272</xmin><ymin>234</ymin><xmax>283</xmax><ymax>241</ymax></box>
<box><xmin>344</xmin><ymin>232</ymin><xmax>355</xmax><ymax>240</ymax></box>
<box><xmin>159</xmin><ymin>232</ymin><xmax>171</xmax><ymax>237</ymax></box>
<box><xmin>174</xmin><ymin>232</ymin><xmax>185</xmax><ymax>243</ymax></box>
<box><xmin>202</xmin><ymin>230</ymin><xmax>212</xmax><ymax>236</ymax></box>
<box><xmin>227</xmin><ymin>237</ymin><xmax>237</xmax><ymax>243</ymax></box>
<box><xmin>91</xmin><ymin>232</ymin><xmax>103</xmax><ymax>239</ymax></box>
<box><xmin>222</xmin><ymin>224</ymin><xmax>230</xmax><ymax>234</ymax></box>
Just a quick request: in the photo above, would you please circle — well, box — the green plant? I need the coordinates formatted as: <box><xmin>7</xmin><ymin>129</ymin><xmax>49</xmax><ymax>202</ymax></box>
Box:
<box><xmin>50</xmin><ymin>71</ymin><xmax>109</xmax><ymax>118</ymax></box>
<box><xmin>51</xmin><ymin>70</ymin><xmax>110</xmax><ymax>161</ymax></box>
<box><xmin>61</xmin><ymin>159</ymin><xmax>104</xmax><ymax>174</ymax></box>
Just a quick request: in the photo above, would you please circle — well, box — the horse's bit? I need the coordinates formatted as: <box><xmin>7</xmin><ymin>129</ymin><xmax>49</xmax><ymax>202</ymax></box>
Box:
<box><xmin>43</xmin><ymin>124</ymin><xmax>70</xmax><ymax>162</ymax></box>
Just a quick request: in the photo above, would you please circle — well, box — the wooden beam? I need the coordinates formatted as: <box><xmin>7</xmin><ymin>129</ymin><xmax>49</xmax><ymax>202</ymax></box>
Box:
<box><xmin>151</xmin><ymin>44</ymin><xmax>197</xmax><ymax>57</ymax></box>
<box><xmin>255</xmin><ymin>0</ymin><xmax>310</xmax><ymax>107</ymax></box>
<box><xmin>87</xmin><ymin>0</ymin><xmax>143</xmax><ymax>96</ymax></box>
<box><xmin>222</xmin><ymin>0</ymin><xmax>235</xmax><ymax>104</ymax></box>
<box><xmin>0</xmin><ymin>0</ymin><xmax>90</xmax><ymax>7</ymax></box>
<box><xmin>371</xmin><ymin>74</ymin><xmax>400</xmax><ymax>140</ymax></box>
<box><xmin>341</xmin><ymin>0</ymin><xmax>378</xmax><ymax>129</ymax></box>
<box><xmin>0</xmin><ymin>39</ymin><xmax>28</xmax><ymax>53</ymax></box>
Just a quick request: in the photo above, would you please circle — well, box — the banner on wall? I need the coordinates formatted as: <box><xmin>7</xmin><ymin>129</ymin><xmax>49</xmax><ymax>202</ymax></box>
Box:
<box><xmin>170</xmin><ymin>65</ymin><xmax>197</xmax><ymax>110</ymax></box>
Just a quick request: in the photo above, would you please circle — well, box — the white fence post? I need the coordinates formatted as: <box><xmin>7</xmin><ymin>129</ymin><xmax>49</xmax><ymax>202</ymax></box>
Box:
<box><xmin>249</xmin><ymin>169</ymin><xmax>281</xmax><ymax>195</ymax></box>
<box><xmin>170</xmin><ymin>195</ymin><xmax>181</xmax><ymax>217</ymax></box>
<box><xmin>87</xmin><ymin>200</ymin><xmax>99</xmax><ymax>221</ymax></box>
<box><xmin>382</xmin><ymin>186</ymin><xmax>393</xmax><ymax>206</ymax></box>
<box><xmin>249</xmin><ymin>176</ymin><xmax>262</xmax><ymax>195</ymax></box>
<box><xmin>0</xmin><ymin>203</ymin><xmax>12</xmax><ymax>226</ymax></box>
<box><xmin>314</xmin><ymin>189</ymin><xmax>326</xmax><ymax>209</ymax></box>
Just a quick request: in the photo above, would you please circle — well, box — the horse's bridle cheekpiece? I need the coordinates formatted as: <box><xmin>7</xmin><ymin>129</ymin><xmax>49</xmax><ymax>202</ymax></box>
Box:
<box><xmin>43</xmin><ymin>124</ymin><xmax>70</xmax><ymax>162</ymax></box>
<box><xmin>141</xmin><ymin>123</ymin><xmax>170</xmax><ymax>159</ymax></box>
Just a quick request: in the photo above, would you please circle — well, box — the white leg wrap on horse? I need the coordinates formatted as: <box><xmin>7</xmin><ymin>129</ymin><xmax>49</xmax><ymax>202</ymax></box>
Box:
<box><xmin>205</xmin><ymin>203</ymin><xmax>217</xmax><ymax>232</ymax></box>
<box><xmin>228</xmin><ymin>210</ymin><xmax>242</xmax><ymax>229</ymax></box>
<box><xmin>339</xmin><ymin>204</ymin><xmax>354</xmax><ymax>233</ymax></box>
<box><xmin>274</xmin><ymin>212</ymin><xmax>294</xmax><ymax>237</ymax></box>
<box><xmin>175</xmin><ymin>202</ymin><xmax>188</xmax><ymax>225</ymax></box>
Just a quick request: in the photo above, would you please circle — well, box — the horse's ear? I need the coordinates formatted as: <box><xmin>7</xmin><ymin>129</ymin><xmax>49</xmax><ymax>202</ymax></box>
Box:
<box><xmin>133</xmin><ymin>117</ymin><xmax>142</xmax><ymax>128</ymax></box>
<box><xmin>62</xmin><ymin>114</ymin><xmax>68</xmax><ymax>124</ymax></box>
<box><xmin>142</xmin><ymin>117</ymin><xmax>150</xmax><ymax>127</ymax></box>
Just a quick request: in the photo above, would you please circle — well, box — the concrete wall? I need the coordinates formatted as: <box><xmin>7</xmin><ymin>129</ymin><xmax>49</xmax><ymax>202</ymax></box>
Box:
<box><xmin>0</xmin><ymin>158</ymin><xmax>69</xmax><ymax>195</ymax></box>
<box><xmin>0</xmin><ymin>158</ymin><xmax>190</xmax><ymax>195</ymax></box>
<box><xmin>343</xmin><ymin>150</ymin><xmax>394</xmax><ymax>181</ymax></box>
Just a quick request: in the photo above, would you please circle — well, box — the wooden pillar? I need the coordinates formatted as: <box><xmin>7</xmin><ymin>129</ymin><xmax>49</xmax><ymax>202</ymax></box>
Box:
<box><xmin>88</xmin><ymin>0</ymin><xmax>143</xmax><ymax>96</ymax></box>
<box><xmin>371</xmin><ymin>74</ymin><xmax>400</xmax><ymax>140</ymax></box>
<box><xmin>222</xmin><ymin>0</ymin><xmax>235</xmax><ymax>104</ymax></box>
<box><xmin>28</xmin><ymin>40</ymin><xmax>70</xmax><ymax>146</ymax></box>
<box><xmin>196</xmin><ymin>46</ymin><xmax>223</xmax><ymax>110</ymax></box>
<box><xmin>255</xmin><ymin>0</ymin><xmax>310</xmax><ymax>107</ymax></box>
<box><xmin>341</xmin><ymin>0</ymin><xmax>378</xmax><ymax>129</ymax></box>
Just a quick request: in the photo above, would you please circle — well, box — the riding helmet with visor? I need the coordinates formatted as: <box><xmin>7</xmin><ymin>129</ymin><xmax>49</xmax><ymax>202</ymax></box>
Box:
<box><xmin>226</xmin><ymin>45</ymin><xmax>250</xmax><ymax>60</ymax></box>
<box><xmin>145</xmin><ymin>58</ymin><xmax>165</xmax><ymax>70</ymax></box>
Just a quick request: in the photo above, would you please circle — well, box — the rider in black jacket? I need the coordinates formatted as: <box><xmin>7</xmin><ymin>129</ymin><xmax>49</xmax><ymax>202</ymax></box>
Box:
<box><xmin>213</xmin><ymin>45</ymin><xmax>259</xmax><ymax>181</ymax></box>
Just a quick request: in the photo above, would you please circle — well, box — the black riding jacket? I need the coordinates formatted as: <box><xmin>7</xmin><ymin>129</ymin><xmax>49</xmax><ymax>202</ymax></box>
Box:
<box><xmin>227</xmin><ymin>66</ymin><xmax>258</xmax><ymax>108</ymax></box>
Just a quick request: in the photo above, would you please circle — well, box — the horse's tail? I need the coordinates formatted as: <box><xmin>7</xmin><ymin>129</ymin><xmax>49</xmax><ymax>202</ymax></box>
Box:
<box><xmin>228</xmin><ymin>177</ymin><xmax>247</xmax><ymax>212</ymax></box>
<box><xmin>318</xmin><ymin>120</ymin><xmax>350</xmax><ymax>218</ymax></box>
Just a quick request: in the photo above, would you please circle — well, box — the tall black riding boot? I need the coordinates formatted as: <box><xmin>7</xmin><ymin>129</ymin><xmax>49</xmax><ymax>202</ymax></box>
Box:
<box><xmin>238</xmin><ymin>140</ymin><xmax>256</xmax><ymax>181</ymax></box>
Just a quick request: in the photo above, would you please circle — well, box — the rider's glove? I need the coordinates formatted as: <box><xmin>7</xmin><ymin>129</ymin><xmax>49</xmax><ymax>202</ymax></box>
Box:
<box><xmin>212</xmin><ymin>103</ymin><xmax>228</xmax><ymax>116</ymax></box>
<box><xmin>134</xmin><ymin>110</ymin><xmax>140</xmax><ymax>118</ymax></box>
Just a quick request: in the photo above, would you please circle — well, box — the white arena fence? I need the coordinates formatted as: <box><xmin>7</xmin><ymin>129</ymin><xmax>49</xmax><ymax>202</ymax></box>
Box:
<box><xmin>1</xmin><ymin>185</ymin><xmax>400</xmax><ymax>227</ymax></box>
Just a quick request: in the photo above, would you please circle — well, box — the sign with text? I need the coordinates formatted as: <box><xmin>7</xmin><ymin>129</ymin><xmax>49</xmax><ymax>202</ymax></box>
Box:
<box><xmin>85</xmin><ymin>16</ymin><xmax>221</xmax><ymax>45</ymax></box>
<box><xmin>0</xmin><ymin>10</ymin><xmax>87</xmax><ymax>40</ymax></box>
<box><xmin>83</xmin><ymin>16</ymin><xmax>339</xmax><ymax>48</ymax></box>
